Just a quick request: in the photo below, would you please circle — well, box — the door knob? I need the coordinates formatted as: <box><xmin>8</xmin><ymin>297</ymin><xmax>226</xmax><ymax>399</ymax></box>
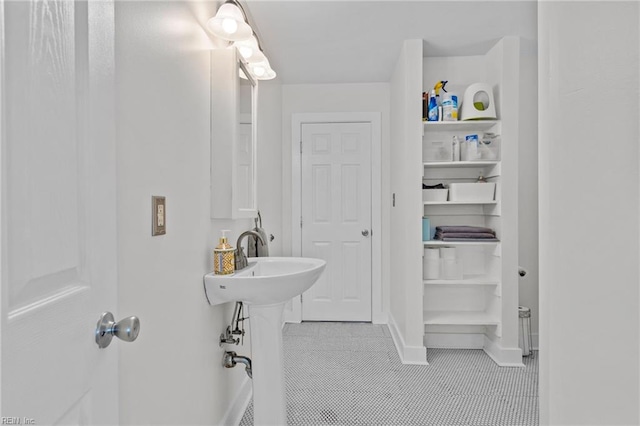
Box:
<box><xmin>95</xmin><ymin>311</ymin><xmax>140</xmax><ymax>349</ymax></box>
<box><xmin>362</xmin><ymin>229</ymin><xmax>370</xmax><ymax>237</ymax></box>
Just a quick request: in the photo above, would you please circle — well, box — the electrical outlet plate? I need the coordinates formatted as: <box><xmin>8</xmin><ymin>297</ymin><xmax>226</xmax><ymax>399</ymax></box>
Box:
<box><xmin>152</xmin><ymin>196</ymin><xmax>166</xmax><ymax>236</ymax></box>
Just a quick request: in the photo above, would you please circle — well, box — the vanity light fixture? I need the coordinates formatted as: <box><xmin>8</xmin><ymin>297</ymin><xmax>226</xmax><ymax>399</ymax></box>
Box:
<box><xmin>207</xmin><ymin>1</ymin><xmax>252</xmax><ymax>41</ymax></box>
<box><xmin>208</xmin><ymin>0</ymin><xmax>276</xmax><ymax>80</ymax></box>
<box><xmin>249</xmin><ymin>58</ymin><xmax>276</xmax><ymax>80</ymax></box>
<box><xmin>234</xmin><ymin>35</ymin><xmax>266</xmax><ymax>63</ymax></box>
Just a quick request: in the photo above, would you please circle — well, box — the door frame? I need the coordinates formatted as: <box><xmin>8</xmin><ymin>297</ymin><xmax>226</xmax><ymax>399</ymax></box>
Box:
<box><xmin>290</xmin><ymin>112</ymin><xmax>383</xmax><ymax>323</ymax></box>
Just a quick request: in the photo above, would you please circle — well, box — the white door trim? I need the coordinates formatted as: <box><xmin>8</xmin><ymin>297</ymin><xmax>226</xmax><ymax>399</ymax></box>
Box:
<box><xmin>290</xmin><ymin>112</ymin><xmax>383</xmax><ymax>323</ymax></box>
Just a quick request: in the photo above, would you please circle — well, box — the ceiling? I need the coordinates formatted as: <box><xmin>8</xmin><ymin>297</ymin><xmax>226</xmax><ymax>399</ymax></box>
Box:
<box><xmin>245</xmin><ymin>1</ymin><xmax>538</xmax><ymax>84</ymax></box>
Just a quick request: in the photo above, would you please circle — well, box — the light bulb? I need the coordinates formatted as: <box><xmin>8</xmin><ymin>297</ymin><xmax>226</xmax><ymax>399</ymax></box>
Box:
<box><xmin>221</xmin><ymin>18</ymin><xmax>238</xmax><ymax>34</ymax></box>
<box><xmin>238</xmin><ymin>46</ymin><xmax>253</xmax><ymax>59</ymax></box>
<box><xmin>252</xmin><ymin>66</ymin><xmax>266</xmax><ymax>77</ymax></box>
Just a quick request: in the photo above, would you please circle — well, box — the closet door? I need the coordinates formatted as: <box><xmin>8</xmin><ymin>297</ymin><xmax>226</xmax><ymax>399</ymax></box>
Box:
<box><xmin>300</xmin><ymin>122</ymin><xmax>372</xmax><ymax>321</ymax></box>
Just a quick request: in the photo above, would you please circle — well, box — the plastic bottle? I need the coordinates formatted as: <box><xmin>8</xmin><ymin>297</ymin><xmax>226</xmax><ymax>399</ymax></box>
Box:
<box><xmin>427</xmin><ymin>89</ymin><xmax>439</xmax><ymax>121</ymax></box>
<box><xmin>213</xmin><ymin>230</ymin><xmax>235</xmax><ymax>275</ymax></box>
<box><xmin>452</xmin><ymin>136</ymin><xmax>460</xmax><ymax>161</ymax></box>
<box><xmin>442</xmin><ymin>93</ymin><xmax>459</xmax><ymax>121</ymax></box>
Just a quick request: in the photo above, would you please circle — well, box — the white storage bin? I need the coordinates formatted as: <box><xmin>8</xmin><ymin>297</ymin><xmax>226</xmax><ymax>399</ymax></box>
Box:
<box><xmin>479</xmin><ymin>134</ymin><xmax>501</xmax><ymax>160</ymax></box>
<box><xmin>424</xmin><ymin>140</ymin><xmax>452</xmax><ymax>162</ymax></box>
<box><xmin>423</xmin><ymin>188</ymin><xmax>448</xmax><ymax>202</ymax></box>
<box><xmin>448</xmin><ymin>182</ymin><xmax>496</xmax><ymax>202</ymax></box>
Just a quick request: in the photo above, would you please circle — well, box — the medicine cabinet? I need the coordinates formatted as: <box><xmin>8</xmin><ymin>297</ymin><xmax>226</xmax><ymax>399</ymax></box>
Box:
<box><xmin>210</xmin><ymin>47</ymin><xmax>258</xmax><ymax>219</ymax></box>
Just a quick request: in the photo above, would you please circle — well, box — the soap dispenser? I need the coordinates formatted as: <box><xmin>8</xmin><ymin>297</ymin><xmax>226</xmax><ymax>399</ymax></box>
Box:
<box><xmin>213</xmin><ymin>230</ymin><xmax>235</xmax><ymax>275</ymax></box>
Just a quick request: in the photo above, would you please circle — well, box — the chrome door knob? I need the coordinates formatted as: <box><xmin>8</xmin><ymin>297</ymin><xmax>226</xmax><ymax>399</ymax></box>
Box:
<box><xmin>362</xmin><ymin>229</ymin><xmax>370</xmax><ymax>237</ymax></box>
<box><xmin>95</xmin><ymin>311</ymin><xmax>140</xmax><ymax>349</ymax></box>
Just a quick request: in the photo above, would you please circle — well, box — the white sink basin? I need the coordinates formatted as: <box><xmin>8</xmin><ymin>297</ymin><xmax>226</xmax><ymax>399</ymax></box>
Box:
<box><xmin>203</xmin><ymin>257</ymin><xmax>326</xmax><ymax>306</ymax></box>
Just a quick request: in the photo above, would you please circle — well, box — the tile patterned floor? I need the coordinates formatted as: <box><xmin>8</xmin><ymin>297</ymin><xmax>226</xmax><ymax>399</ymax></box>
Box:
<box><xmin>239</xmin><ymin>322</ymin><xmax>538</xmax><ymax>426</ymax></box>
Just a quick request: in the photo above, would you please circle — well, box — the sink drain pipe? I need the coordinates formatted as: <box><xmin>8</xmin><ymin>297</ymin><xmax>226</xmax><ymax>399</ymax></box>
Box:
<box><xmin>223</xmin><ymin>351</ymin><xmax>252</xmax><ymax>379</ymax></box>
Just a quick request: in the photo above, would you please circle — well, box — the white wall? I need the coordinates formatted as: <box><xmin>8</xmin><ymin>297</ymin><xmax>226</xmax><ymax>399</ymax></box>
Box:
<box><xmin>115</xmin><ymin>2</ymin><xmax>279</xmax><ymax>424</ymax></box>
<box><xmin>389</xmin><ymin>48</ymin><xmax>409</xmax><ymax>344</ymax></box>
<box><xmin>518</xmin><ymin>50</ymin><xmax>538</xmax><ymax>347</ymax></box>
<box><xmin>257</xmin><ymin>80</ymin><xmax>283</xmax><ymax>255</ymax></box>
<box><xmin>388</xmin><ymin>40</ymin><xmax>426</xmax><ymax>361</ymax></box>
<box><xmin>539</xmin><ymin>2</ymin><xmax>639</xmax><ymax>425</ymax></box>
<box><xmin>280</xmin><ymin>82</ymin><xmax>391</xmax><ymax>313</ymax></box>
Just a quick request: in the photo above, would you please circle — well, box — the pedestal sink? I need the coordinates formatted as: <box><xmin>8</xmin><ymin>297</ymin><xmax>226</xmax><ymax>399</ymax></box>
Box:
<box><xmin>203</xmin><ymin>257</ymin><xmax>326</xmax><ymax>425</ymax></box>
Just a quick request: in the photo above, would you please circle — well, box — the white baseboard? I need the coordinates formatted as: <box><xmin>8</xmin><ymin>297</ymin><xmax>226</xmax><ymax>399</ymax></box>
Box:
<box><xmin>218</xmin><ymin>375</ymin><xmax>252</xmax><ymax>426</ymax></box>
<box><xmin>424</xmin><ymin>333</ymin><xmax>484</xmax><ymax>349</ymax></box>
<box><xmin>484</xmin><ymin>335</ymin><xmax>524</xmax><ymax>367</ymax></box>
<box><xmin>372</xmin><ymin>311</ymin><xmax>388</xmax><ymax>324</ymax></box>
<box><xmin>387</xmin><ymin>312</ymin><xmax>428</xmax><ymax>365</ymax></box>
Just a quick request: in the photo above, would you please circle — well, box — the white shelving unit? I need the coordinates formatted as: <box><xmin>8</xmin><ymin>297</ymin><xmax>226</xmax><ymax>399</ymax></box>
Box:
<box><xmin>424</xmin><ymin>201</ymin><xmax>498</xmax><ymax>206</ymax></box>
<box><xmin>388</xmin><ymin>37</ymin><xmax>520</xmax><ymax>366</ymax></box>
<box><xmin>424</xmin><ymin>276</ymin><xmax>499</xmax><ymax>286</ymax></box>
<box><xmin>423</xmin><ymin>240</ymin><xmax>500</xmax><ymax>247</ymax></box>
<box><xmin>424</xmin><ymin>311</ymin><xmax>500</xmax><ymax>326</ymax></box>
<box><xmin>419</xmin><ymin>38</ymin><xmax>521</xmax><ymax>366</ymax></box>
<box><xmin>423</xmin><ymin>161</ymin><xmax>500</xmax><ymax>168</ymax></box>
<box><xmin>422</xmin><ymin>120</ymin><xmax>500</xmax><ymax>132</ymax></box>
<box><xmin>422</xmin><ymin>118</ymin><xmax>503</xmax><ymax>350</ymax></box>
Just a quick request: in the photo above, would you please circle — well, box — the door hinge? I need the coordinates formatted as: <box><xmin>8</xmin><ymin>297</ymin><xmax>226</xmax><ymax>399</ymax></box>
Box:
<box><xmin>300</xmin><ymin>140</ymin><xmax>302</xmax><ymax>154</ymax></box>
<box><xmin>300</xmin><ymin>216</ymin><xmax>303</xmax><ymax>228</ymax></box>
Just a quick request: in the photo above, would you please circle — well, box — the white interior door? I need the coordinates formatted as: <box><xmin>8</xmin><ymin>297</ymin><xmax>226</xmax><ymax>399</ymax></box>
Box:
<box><xmin>300</xmin><ymin>122</ymin><xmax>372</xmax><ymax>321</ymax></box>
<box><xmin>1</xmin><ymin>1</ymin><xmax>119</xmax><ymax>423</ymax></box>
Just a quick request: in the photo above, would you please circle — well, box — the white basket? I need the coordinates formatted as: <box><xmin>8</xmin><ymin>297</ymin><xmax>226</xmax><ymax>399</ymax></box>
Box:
<box><xmin>423</xmin><ymin>189</ymin><xmax>448</xmax><ymax>202</ymax></box>
<box><xmin>448</xmin><ymin>182</ymin><xmax>495</xmax><ymax>202</ymax></box>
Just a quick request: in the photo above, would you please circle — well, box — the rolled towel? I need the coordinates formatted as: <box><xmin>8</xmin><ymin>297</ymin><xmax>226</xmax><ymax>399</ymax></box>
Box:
<box><xmin>436</xmin><ymin>225</ymin><xmax>494</xmax><ymax>234</ymax></box>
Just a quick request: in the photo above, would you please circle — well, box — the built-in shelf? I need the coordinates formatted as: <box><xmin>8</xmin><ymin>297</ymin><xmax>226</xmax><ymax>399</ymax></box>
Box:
<box><xmin>423</xmin><ymin>311</ymin><xmax>499</xmax><ymax>326</ymax></box>
<box><xmin>424</xmin><ymin>277</ymin><xmax>499</xmax><ymax>286</ymax></box>
<box><xmin>423</xmin><ymin>240</ymin><xmax>500</xmax><ymax>247</ymax></box>
<box><xmin>423</xmin><ymin>161</ymin><xmax>500</xmax><ymax>168</ymax></box>
<box><xmin>423</xmin><ymin>200</ymin><xmax>497</xmax><ymax>206</ymax></box>
<box><xmin>423</xmin><ymin>120</ymin><xmax>500</xmax><ymax>131</ymax></box>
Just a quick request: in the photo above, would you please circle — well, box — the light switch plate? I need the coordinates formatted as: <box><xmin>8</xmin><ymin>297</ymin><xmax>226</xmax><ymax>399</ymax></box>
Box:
<box><xmin>152</xmin><ymin>196</ymin><xmax>166</xmax><ymax>236</ymax></box>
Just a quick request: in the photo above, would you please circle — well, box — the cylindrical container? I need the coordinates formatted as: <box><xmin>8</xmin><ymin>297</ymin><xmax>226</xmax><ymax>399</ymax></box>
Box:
<box><xmin>213</xmin><ymin>230</ymin><xmax>235</xmax><ymax>275</ymax></box>
<box><xmin>424</xmin><ymin>247</ymin><xmax>440</xmax><ymax>260</ymax></box>
<box><xmin>442</xmin><ymin>93</ymin><xmax>459</xmax><ymax>121</ymax></box>
<box><xmin>422</xmin><ymin>217</ymin><xmax>431</xmax><ymax>241</ymax></box>
<box><xmin>439</xmin><ymin>246</ymin><xmax>456</xmax><ymax>260</ymax></box>
<box><xmin>519</xmin><ymin>306</ymin><xmax>533</xmax><ymax>357</ymax></box>
<box><xmin>463</xmin><ymin>134</ymin><xmax>480</xmax><ymax>161</ymax></box>
<box><xmin>423</xmin><ymin>248</ymin><xmax>440</xmax><ymax>280</ymax></box>
<box><xmin>452</xmin><ymin>136</ymin><xmax>461</xmax><ymax>161</ymax></box>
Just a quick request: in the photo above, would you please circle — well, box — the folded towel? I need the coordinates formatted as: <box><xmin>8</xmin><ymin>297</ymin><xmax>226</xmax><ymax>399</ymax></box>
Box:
<box><xmin>435</xmin><ymin>232</ymin><xmax>497</xmax><ymax>240</ymax></box>
<box><xmin>436</xmin><ymin>225</ymin><xmax>494</xmax><ymax>234</ymax></box>
<box><xmin>438</xmin><ymin>236</ymin><xmax>499</xmax><ymax>242</ymax></box>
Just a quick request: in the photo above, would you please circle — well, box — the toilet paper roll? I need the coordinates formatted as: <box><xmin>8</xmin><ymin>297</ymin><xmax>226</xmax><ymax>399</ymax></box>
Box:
<box><xmin>440</xmin><ymin>247</ymin><xmax>456</xmax><ymax>260</ymax></box>
<box><xmin>442</xmin><ymin>259</ymin><xmax>463</xmax><ymax>280</ymax></box>
<box><xmin>423</xmin><ymin>258</ymin><xmax>440</xmax><ymax>280</ymax></box>
<box><xmin>424</xmin><ymin>248</ymin><xmax>440</xmax><ymax>260</ymax></box>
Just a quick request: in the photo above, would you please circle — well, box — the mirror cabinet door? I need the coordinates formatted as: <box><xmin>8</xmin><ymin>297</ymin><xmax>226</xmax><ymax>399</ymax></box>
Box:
<box><xmin>210</xmin><ymin>48</ymin><xmax>258</xmax><ymax>219</ymax></box>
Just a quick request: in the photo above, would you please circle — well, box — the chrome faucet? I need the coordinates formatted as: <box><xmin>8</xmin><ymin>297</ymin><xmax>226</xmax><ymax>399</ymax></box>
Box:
<box><xmin>235</xmin><ymin>230</ymin><xmax>265</xmax><ymax>271</ymax></box>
